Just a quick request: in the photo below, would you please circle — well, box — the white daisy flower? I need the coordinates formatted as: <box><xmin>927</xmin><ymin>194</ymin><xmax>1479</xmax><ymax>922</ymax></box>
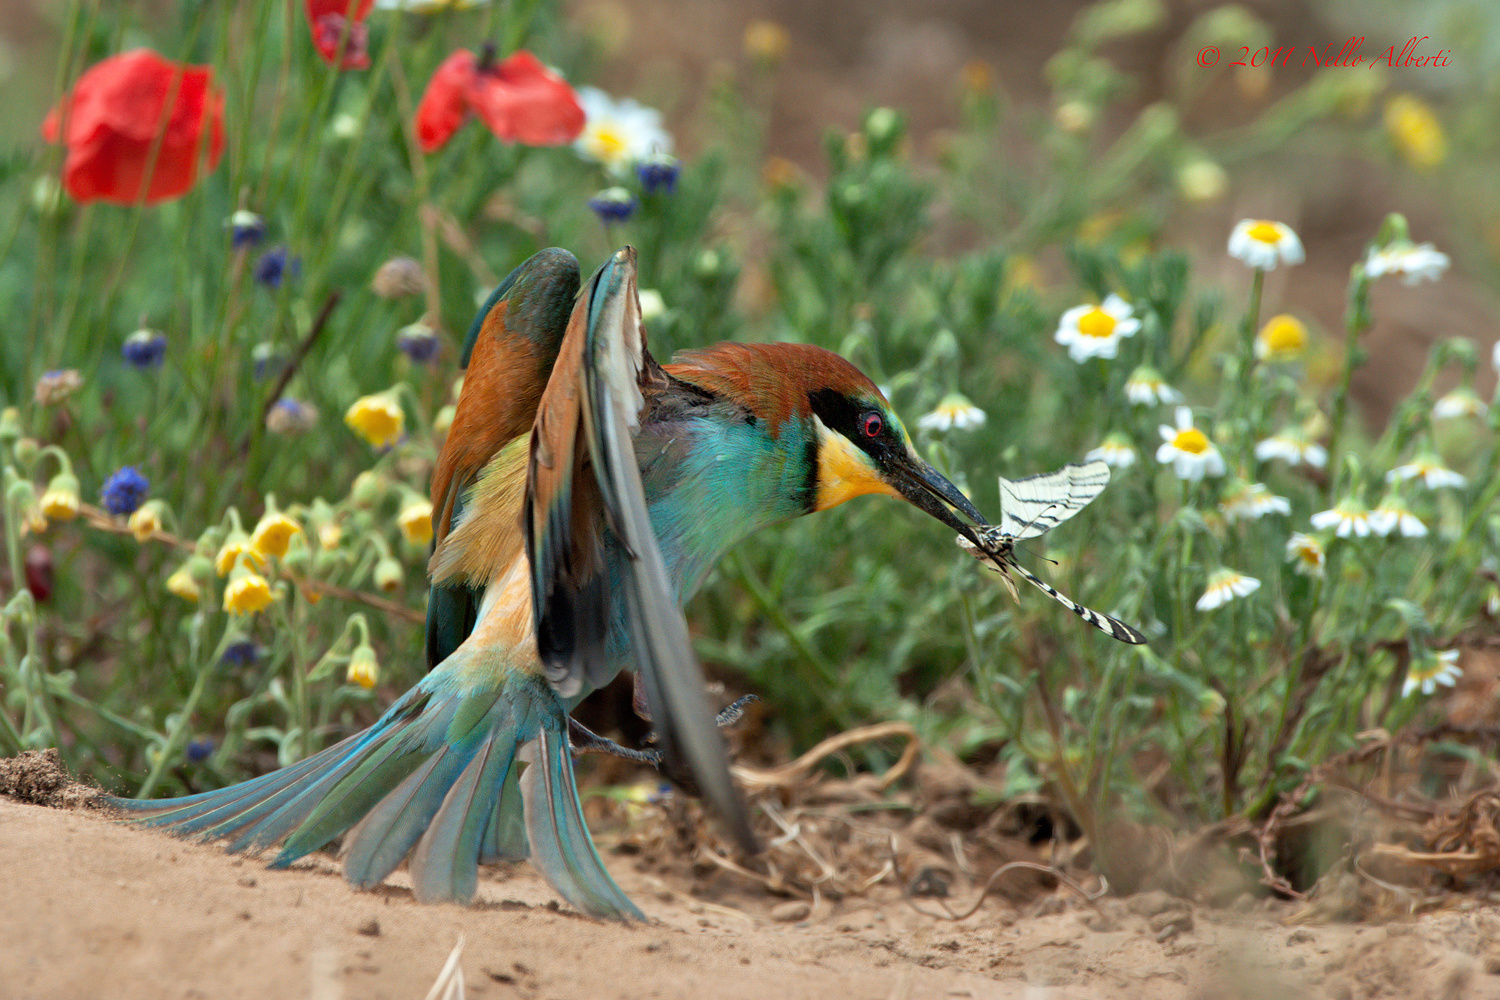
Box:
<box><xmin>1432</xmin><ymin>388</ymin><xmax>1487</xmax><ymax>420</ymax></box>
<box><xmin>1284</xmin><ymin>533</ymin><xmax>1325</xmax><ymax>578</ymax></box>
<box><xmin>1053</xmin><ymin>294</ymin><xmax>1141</xmax><ymax>363</ymax></box>
<box><xmin>575</xmin><ymin>87</ymin><xmax>672</xmax><ymax>174</ymax></box>
<box><xmin>1493</xmin><ymin>340</ymin><xmax>1500</xmax><ymax>375</ymax></box>
<box><xmin>1086</xmin><ymin>433</ymin><xmax>1138</xmax><ymax>469</ymax></box>
<box><xmin>917</xmin><ymin>393</ymin><xmax>986</xmax><ymax>433</ymax></box>
<box><xmin>1124</xmin><ymin>366</ymin><xmax>1184</xmax><ymax>406</ymax></box>
<box><xmin>1387</xmin><ymin>454</ymin><xmax>1467</xmax><ymax>490</ymax></box>
<box><xmin>1364</xmin><ymin>242</ymin><xmax>1449</xmax><ymax>285</ymax></box>
<box><xmin>1369</xmin><ymin>500</ymin><xmax>1427</xmax><ymax>538</ymax></box>
<box><xmin>1255</xmin><ymin>428</ymin><xmax>1328</xmax><ymax>469</ymax></box>
<box><xmin>1254</xmin><ymin>314</ymin><xmax>1308</xmax><ymax>362</ymax></box>
<box><xmin>1228</xmin><ymin>219</ymin><xmax>1305</xmax><ymax>270</ymax></box>
<box><xmin>1403</xmin><ymin>649</ymin><xmax>1461</xmax><ymax>697</ymax></box>
<box><xmin>1156</xmin><ymin>407</ymin><xmax>1226</xmax><ymax>481</ymax></box>
<box><xmin>1310</xmin><ymin>501</ymin><xmax>1373</xmax><ymax>538</ymax></box>
<box><xmin>1196</xmin><ymin>568</ymin><xmax>1262</xmax><ymax>611</ymax></box>
<box><xmin>1219</xmin><ymin>481</ymin><xmax>1291</xmax><ymax>522</ymax></box>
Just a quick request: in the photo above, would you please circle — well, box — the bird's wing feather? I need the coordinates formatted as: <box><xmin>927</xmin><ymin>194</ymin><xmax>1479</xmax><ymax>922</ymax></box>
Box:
<box><xmin>426</xmin><ymin>248</ymin><xmax>580</xmax><ymax>670</ymax></box>
<box><xmin>525</xmin><ymin>247</ymin><xmax>758</xmax><ymax>855</ymax></box>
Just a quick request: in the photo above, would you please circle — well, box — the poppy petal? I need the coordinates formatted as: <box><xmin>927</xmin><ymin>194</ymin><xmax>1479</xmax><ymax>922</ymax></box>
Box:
<box><xmin>467</xmin><ymin>51</ymin><xmax>584</xmax><ymax>147</ymax></box>
<box><xmin>415</xmin><ymin>49</ymin><xmax>476</xmax><ymax>153</ymax></box>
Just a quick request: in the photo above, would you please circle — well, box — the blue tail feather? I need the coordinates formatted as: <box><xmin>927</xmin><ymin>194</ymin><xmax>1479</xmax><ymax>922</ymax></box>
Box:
<box><xmin>106</xmin><ymin>670</ymin><xmax>644</xmax><ymax>919</ymax></box>
<box><xmin>520</xmin><ymin>715</ymin><xmax>645</xmax><ymax>921</ymax></box>
<box><xmin>479</xmin><ymin>765</ymin><xmax>529</xmax><ymax>864</ymax></box>
<box><xmin>410</xmin><ymin>733</ymin><xmax>517</xmax><ymax>902</ymax></box>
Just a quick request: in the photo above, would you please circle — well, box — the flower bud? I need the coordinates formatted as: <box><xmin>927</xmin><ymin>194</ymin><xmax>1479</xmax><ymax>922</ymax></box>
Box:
<box><xmin>371</xmin><ymin>256</ymin><xmax>426</xmax><ymax>299</ymax></box>
<box><xmin>373</xmin><ymin>556</ymin><xmax>403</xmax><ymax>592</ymax></box>
<box><xmin>347</xmin><ymin>644</ymin><xmax>379</xmax><ymax>689</ymax></box>
<box><xmin>12</xmin><ymin>437</ymin><xmax>39</xmax><ymax>470</ymax></box>
<box><xmin>350</xmin><ymin>470</ymin><xmax>385</xmax><ymax>508</ymax></box>
<box><xmin>397</xmin><ymin>500</ymin><xmax>434</xmax><ymax>547</ymax></box>
<box><xmin>39</xmin><ymin>471</ymin><xmax>81</xmax><ymax>522</ymax></box>
<box><xmin>166</xmin><ymin>563</ymin><xmax>202</xmax><ymax>604</ymax></box>
<box><xmin>128</xmin><ymin>500</ymin><xmax>167</xmax><ymax>542</ymax></box>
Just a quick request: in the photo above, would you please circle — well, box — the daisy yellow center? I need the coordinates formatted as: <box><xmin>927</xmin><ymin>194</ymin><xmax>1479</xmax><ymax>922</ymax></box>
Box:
<box><xmin>1260</xmin><ymin>315</ymin><xmax>1306</xmax><ymax>353</ymax></box>
<box><xmin>1246</xmin><ymin>221</ymin><xmax>1282</xmax><ymax>244</ymax></box>
<box><xmin>1077</xmin><ymin>308</ymin><xmax>1117</xmax><ymax>339</ymax></box>
<box><xmin>1294</xmin><ymin>544</ymin><xmax>1320</xmax><ymax>565</ymax></box>
<box><xmin>1171</xmin><ymin>428</ymin><xmax>1210</xmax><ymax>454</ymax></box>
<box><xmin>588</xmin><ymin>127</ymin><xmax>627</xmax><ymax>165</ymax></box>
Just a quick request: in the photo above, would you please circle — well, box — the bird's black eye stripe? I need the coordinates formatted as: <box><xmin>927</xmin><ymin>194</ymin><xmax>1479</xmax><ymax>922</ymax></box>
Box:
<box><xmin>808</xmin><ymin>388</ymin><xmax>889</xmax><ymax>456</ymax></box>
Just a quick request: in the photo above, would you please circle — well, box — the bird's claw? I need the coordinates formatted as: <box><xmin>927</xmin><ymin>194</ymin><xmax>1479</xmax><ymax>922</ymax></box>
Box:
<box><xmin>567</xmin><ymin>693</ymin><xmax>759</xmax><ymax>770</ymax></box>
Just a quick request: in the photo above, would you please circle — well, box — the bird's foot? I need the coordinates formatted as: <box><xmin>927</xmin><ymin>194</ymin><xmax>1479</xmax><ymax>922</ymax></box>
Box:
<box><xmin>567</xmin><ymin>718</ymin><xmax>663</xmax><ymax>766</ymax></box>
<box><xmin>567</xmin><ymin>694</ymin><xmax>759</xmax><ymax>765</ymax></box>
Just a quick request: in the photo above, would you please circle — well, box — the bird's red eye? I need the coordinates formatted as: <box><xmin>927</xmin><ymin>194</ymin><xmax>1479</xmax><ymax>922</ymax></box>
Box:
<box><xmin>860</xmin><ymin>412</ymin><xmax>883</xmax><ymax>438</ymax></box>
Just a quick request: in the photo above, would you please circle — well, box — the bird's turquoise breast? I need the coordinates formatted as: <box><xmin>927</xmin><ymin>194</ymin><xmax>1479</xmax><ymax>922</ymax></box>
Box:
<box><xmin>596</xmin><ymin>410</ymin><xmax>812</xmax><ymax>675</ymax></box>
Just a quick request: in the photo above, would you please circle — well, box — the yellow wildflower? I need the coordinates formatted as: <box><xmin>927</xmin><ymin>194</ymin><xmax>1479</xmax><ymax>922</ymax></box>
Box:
<box><xmin>347</xmin><ymin>645</ymin><xmax>379</xmax><ymax>690</ymax></box>
<box><xmin>39</xmin><ymin>472</ymin><xmax>81</xmax><ymax>522</ymax></box>
<box><xmin>318</xmin><ymin>522</ymin><xmax>343</xmax><ymax>551</ymax></box>
<box><xmin>1385</xmin><ymin>94</ymin><xmax>1446</xmax><ymax>169</ymax></box>
<box><xmin>398</xmin><ymin>500</ymin><xmax>434</xmax><ymax>547</ymax></box>
<box><xmin>223</xmin><ymin>570</ymin><xmax>273</xmax><ymax>616</ymax></box>
<box><xmin>215</xmin><ymin>538</ymin><xmax>266</xmax><ymax>577</ymax></box>
<box><xmin>1256</xmin><ymin>314</ymin><xmax>1308</xmax><ymax>362</ymax></box>
<box><xmin>128</xmin><ymin>501</ymin><xmax>165</xmax><ymax>542</ymax></box>
<box><xmin>251</xmin><ymin>511</ymin><xmax>301</xmax><ymax>559</ymax></box>
<box><xmin>166</xmin><ymin>564</ymin><xmax>201</xmax><ymax>603</ymax></box>
<box><xmin>743</xmin><ymin>20</ymin><xmax>789</xmax><ymax>64</ymax></box>
<box><xmin>344</xmin><ymin>392</ymin><xmax>404</xmax><ymax>448</ymax></box>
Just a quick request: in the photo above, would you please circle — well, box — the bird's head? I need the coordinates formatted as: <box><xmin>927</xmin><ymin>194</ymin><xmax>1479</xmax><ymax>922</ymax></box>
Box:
<box><xmin>666</xmin><ymin>342</ymin><xmax>988</xmax><ymax>543</ymax></box>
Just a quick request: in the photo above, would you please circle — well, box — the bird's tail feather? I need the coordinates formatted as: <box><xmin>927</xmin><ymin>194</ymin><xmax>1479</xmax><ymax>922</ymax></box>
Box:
<box><xmin>106</xmin><ymin>671</ymin><xmax>642</xmax><ymax>920</ymax></box>
<box><xmin>520</xmin><ymin>712</ymin><xmax>645</xmax><ymax>920</ymax></box>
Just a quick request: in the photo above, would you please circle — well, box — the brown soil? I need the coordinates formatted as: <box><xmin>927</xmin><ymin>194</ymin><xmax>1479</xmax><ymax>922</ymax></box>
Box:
<box><xmin>4</xmin><ymin>751</ymin><xmax>1500</xmax><ymax>1000</ymax></box>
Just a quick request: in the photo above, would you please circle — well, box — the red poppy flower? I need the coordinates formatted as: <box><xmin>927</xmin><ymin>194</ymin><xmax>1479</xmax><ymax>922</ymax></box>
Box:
<box><xmin>41</xmin><ymin>49</ymin><xmax>225</xmax><ymax>205</ymax></box>
<box><xmin>415</xmin><ymin>50</ymin><xmax>476</xmax><ymax>153</ymax></box>
<box><xmin>414</xmin><ymin>48</ymin><xmax>584</xmax><ymax>154</ymax></box>
<box><xmin>306</xmin><ymin>0</ymin><xmax>375</xmax><ymax>69</ymax></box>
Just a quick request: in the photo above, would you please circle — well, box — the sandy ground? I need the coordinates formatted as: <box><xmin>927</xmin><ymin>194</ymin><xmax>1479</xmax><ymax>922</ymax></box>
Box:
<box><xmin>4</xmin><ymin>795</ymin><xmax>1499</xmax><ymax>1000</ymax></box>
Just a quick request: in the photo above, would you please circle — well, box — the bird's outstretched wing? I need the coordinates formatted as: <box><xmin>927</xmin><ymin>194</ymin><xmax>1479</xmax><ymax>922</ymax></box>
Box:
<box><xmin>426</xmin><ymin>248</ymin><xmax>580</xmax><ymax>669</ymax></box>
<box><xmin>525</xmin><ymin>247</ymin><xmax>758</xmax><ymax>854</ymax></box>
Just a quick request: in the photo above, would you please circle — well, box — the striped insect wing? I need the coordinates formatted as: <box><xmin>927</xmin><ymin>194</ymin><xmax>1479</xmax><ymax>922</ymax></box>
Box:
<box><xmin>960</xmin><ymin>459</ymin><xmax>1145</xmax><ymax>645</ymax></box>
<box><xmin>996</xmin><ymin>460</ymin><xmax>1110</xmax><ymax>541</ymax></box>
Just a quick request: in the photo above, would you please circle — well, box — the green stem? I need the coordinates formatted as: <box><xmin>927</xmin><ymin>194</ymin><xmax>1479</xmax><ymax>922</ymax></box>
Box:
<box><xmin>137</xmin><ymin>626</ymin><xmax>235</xmax><ymax>799</ymax></box>
<box><xmin>728</xmin><ymin>551</ymin><xmax>848</xmax><ymax>721</ymax></box>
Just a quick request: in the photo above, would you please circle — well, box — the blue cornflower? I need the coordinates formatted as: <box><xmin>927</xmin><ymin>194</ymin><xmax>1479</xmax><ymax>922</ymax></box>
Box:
<box><xmin>186</xmin><ymin>737</ymin><xmax>216</xmax><ymax>763</ymax></box>
<box><xmin>100</xmin><ymin>467</ymin><xmax>149</xmax><ymax>516</ymax></box>
<box><xmin>396</xmin><ymin>322</ymin><xmax>441</xmax><ymax>363</ymax></box>
<box><xmin>637</xmin><ymin>151</ymin><xmax>680</xmax><ymax>195</ymax></box>
<box><xmin>266</xmin><ymin>397</ymin><xmax>318</xmax><ymax>434</ymax></box>
<box><xmin>122</xmin><ymin>328</ymin><xmax>168</xmax><ymax>369</ymax></box>
<box><xmin>588</xmin><ymin>187</ymin><xmax>636</xmax><ymax>224</ymax></box>
<box><xmin>221</xmin><ymin>640</ymin><xmax>260</xmax><ymax>667</ymax></box>
<box><xmin>228</xmin><ymin>210</ymin><xmax>266</xmax><ymax>249</ymax></box>
<box><xmin>254</xmin><ymin>246</ymin><xmax>301</xmax><ymax>289</ymax></box>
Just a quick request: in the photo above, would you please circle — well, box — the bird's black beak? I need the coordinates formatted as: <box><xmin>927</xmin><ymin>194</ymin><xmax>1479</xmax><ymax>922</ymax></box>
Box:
<box><xmin>886</xmin><ymin>450</ymin><xmax>989</xmax><ymax>546</ymax></box>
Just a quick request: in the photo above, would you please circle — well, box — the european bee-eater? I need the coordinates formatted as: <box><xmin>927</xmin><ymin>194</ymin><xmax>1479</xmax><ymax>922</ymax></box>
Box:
<box><xmin>110</xmin><ymin>247</ymin><xmax>988</xmax><ymax>921</ymax></box>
